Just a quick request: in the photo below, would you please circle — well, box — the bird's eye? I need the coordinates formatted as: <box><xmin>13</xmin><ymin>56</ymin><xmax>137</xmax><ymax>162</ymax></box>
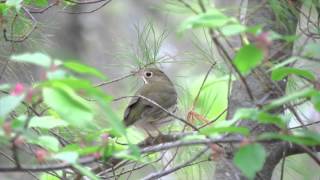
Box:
<box><xmin>144</xmin><ymin>71</ymin><xmax>153</xmax><ymax>78</ymax></box>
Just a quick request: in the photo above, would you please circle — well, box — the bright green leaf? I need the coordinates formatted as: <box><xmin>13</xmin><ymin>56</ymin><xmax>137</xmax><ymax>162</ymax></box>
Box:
<box><xmin>64</xmin><ymin>61</ymin><xmax>106</xmax><ymax>80</ymax></box>
<box><xmin>42</xmin><ymin>86</ymin><xmax>94</xmax><ymax>128</ymax></box>
<box><xmin>0</xmin><ymin>94</ymin><xmax>25</xmax><ymax>119</ymax></box>
<box><xmin>312</xmin><ymin>92</ymin><xmax>320</xmax><ymax>112</ymax></box>
<box><xmin>10</xmin><ymin>53</ymin><xmax>52</xmax><ymax>68</ymax></box>
<box><xmin>271</xmin><ymin>67</ymin><xmax>315</xmax><ymax>81</ymax></box>
<box><xmin>29</xmin><ymin>116</ymin><xmax>69</xmax><ymax>129</ymax></box>
<box><xmin>234</xmin><ymin>143</ymin><xmax>266</xmax><ymax>179</ymax></box>
<box><xmin>40</xmin><ymin>173</ymin><xmax>60</xmax><ymax>180</ymax></box>
<box><xmin>62</xmin><ymin>144</ymin><xmax>100</xmax><ymax>156</ymax></box>
<box><xmin>233</xmin><ymin>44</ymin><xmax>264</xmax><ymax>74</ymax></box>
<box><xmin>179</xmin><ymin>9</ymin><xmax>235</xmax><ymax>33</ymax></box>
<box><xmin>220</xmin><ymin>24</ymin><xmax>247</xmax><ymax>36</ymax></box>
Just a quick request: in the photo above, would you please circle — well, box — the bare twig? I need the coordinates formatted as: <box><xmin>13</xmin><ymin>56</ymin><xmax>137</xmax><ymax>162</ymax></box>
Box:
<box><xmin>95</xmin><ymin>72</ymin><xmax>135</xmax><ymax>87</ymax></box>
<box><xmin>142</xmin><ymin>147</ymin><xmax>209</xmax><ymax>180</ymax></box>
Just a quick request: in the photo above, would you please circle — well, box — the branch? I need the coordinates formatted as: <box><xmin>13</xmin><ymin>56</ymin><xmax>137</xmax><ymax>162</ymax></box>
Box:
<box><xmin>142</xmin><ymin>147</ymin><xmax>209</xmax><ymax>180</ymax></box>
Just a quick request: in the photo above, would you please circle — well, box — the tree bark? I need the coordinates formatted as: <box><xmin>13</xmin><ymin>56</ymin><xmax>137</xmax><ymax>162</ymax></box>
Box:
<box><xmin>213</xmin><ymin>0</ymin><xmax>300</xmax><ymax>179</ymax></box>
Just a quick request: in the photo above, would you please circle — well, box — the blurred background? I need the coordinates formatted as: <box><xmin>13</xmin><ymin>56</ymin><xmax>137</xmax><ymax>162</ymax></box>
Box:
<box><xmin>0</xmin><ymin>0</ymin><xmax>320</xmax><ymax>179</ymax></box>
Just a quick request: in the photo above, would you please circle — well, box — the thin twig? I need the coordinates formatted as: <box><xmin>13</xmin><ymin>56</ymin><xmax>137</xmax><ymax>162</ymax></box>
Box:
<box><xmin>142</xmin><ymin>147</ymin><xmax>209</xmax><ymax>180</ymax></box>
<box><xmin>95</xmin><ymin>72</ymin><xmax>135</xmax><ymax>87</ymax></box>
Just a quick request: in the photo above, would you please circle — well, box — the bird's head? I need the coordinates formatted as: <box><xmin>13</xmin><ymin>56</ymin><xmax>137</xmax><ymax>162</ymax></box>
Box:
<box><xmin>137</xmin><ymin>68</ymin><xmax>171</xmax><ymax>84</ymax></box>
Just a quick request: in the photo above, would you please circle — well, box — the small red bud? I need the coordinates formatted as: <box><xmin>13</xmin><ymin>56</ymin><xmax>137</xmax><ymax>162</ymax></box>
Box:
<box><xmin>10</xmin><ymin>83</ymin><xmax>25</xmax><ymax>96</ymax></box>
<box><xmin>35</xmin><ymin>149</ymin><xmax>48</xmax><ymax>163</ymax></box>
<box><xmin>2</xmin><ymin>121</ymin><xmax>12</xmax><ymax>136</ymax></box>
<box><xmin>13</xmin><ymin>136</ymin><xmax>25</xmax><ymax>146</ymax></box>
<box><xmin>26</xmin><ymin>89</ymin><xmax>34</xmax><ymax>102</ymax></box>
<box><xmin>256</xmin><ymin>32</ymin><xmax>273</xmax><ymax>47</ymax></box>
<box><xmin>92</xmin><ymin>152</ymin><xmax>101</xmax><ymax>159</ymax></box>
<box><xmin>101</xmin><ymin>133</ymin><xmax>109</xmax><ymax>143</ymax></box>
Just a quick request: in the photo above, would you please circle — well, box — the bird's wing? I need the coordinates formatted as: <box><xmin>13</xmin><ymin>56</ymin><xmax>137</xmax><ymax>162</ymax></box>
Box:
<box><xmin>123</xmin><ymin>97</ymin><xmax>152</xmax><ymax>126</ymax></box>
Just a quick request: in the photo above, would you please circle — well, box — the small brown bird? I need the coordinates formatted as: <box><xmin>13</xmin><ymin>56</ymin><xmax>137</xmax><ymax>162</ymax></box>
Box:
<box><xmin>123</xmin><ymin>68</ymin><xmax>177</xmax><ymax>136</ymax></box>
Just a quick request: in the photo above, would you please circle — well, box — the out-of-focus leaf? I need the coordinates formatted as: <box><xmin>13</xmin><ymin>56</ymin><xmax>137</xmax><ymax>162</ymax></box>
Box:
<box><xmin>264</xmin><ymin>88</ymin><xmax>316</xmax><ymax>110</ymax></box>
<box><xmin>64</xmin><ymin>61</ymin><xmax>106</xmax><ymax>80</ymax></box>
<box><xmin>233</xmin><ymin>108</ymin><xmax>286</xmax><ymax>128</ymax></box>
<box><xmin>40</xmin><ymin>173</ymin><xmax>61</xmax><ymax>180</ymax></box>
<box><xmin>0</xmin><ymin>94</ymin><xmax>25</xmax><ymax>119</ymax></box>
<box><xmin>28</xmin><ymin>116</ymin><xmax>69</xmax><ymax>129</ymax></box>
<box><xmin>178</xmin><ymin>9</ymin><xmax>236</xmax><ymax>33</ymax></box>
<box><xmin>53</xmin><ymin>152</ymin><xmax>79</xmax><ymax>163</ymax></box>
<box><xmin>258</xmin><ymin>131</ymin><xmax>320</xmax><ymax>146</ymax></box>
<box><xmin>220</xmin><ymin>24</ymin><xmax>247</xmax><ymax>36</ymax></box>
<box><xmin>0</xmin><ymin>84</ymin><xmax>10</xmax><ymax>91</ymax></box>
<box><xmin>271</xmin><ymin>67</ymin><xmax>315</xmax><ymax>81</ymax></box>
<box><xmin>72</xmin><ymin>163</ymin><xmax>100</xmax><ymax>180</ymax></box>
<box><xmin>311</xmin><ymin>91</ymin><xmax>320</xmax><ymax>112</ymax></box>
<box><xmin>62</xmin><ymin>144</ymin><xmax>100</xmax><ymax>156</ymax></box>
<box><xmin>234</xmin><ymin>143</ymin><xmax>266</xmax><ymax>179</ymax></box>
<box><xmin>233</xmin><ymin>44</ymin><xmax>264</xmax><ymax>74</ymax></box>
<box><xmin>29</xmin><ymin>135</ymin><xmax>60</xmax><ymax>152</ymax></box>
<box><xmin>200</xmin><ymin>126</ymin><xmax>249</xmax><ymax>136</ymax></box>
<box><xmin>5</xmin><ymin>0</ymin><xmax>23</xmax><ymax>11</ymax></box>
<box><xmin>10</xmin><ymin>53</ymin><xmax>52</xmax><ymax>68</ymax></box>
<box><xmin>42</xmin><ymin>86</ymin><xmax>94</xmax><ymax>129</ymax></box>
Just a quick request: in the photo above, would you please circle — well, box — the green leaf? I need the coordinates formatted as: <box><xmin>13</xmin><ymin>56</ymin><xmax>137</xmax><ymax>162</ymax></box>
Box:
<box><xmin>63</xmin><ymin>61</ymin><xmax>106</xmax><ymax>80</ymax></box>
<box><xmin>62</xmin><ymin>144</ymin><xmax>100</xmax><ymax>156</ymax></box>
<box><xmin>0</xmin><ymin>94</ymin><xmax>25</xmax><ymax>119</ymax></box>
<box><xmin>178</xmin><ymin>9</ymin><xmax>235</xmax><ymax>33</ymax></box>
<box><xmin>0</xmin><ymin>4</ymin><xmax>10</xmax><ymax>15</ymax></box>
<box><xmin>233</xmin><ymin>44</ymin><xmax>264</xmax><ymax>74</ymax></box>
<box><xmin>271</xmin><ymin>67</ymin><xmax>315</xmax><ymax>81</ymax></box>
<box><xmin>29</xmin><ymin>116</ymin><xmax>69</xmax><ymax>129</ymax></box>
<box><xmin>53</xmin><ymin>152</ymin><xmax>79</xmax><ymax>163</ymax></box>
<box><xmin>234</xmin><ymin>143</ymin><xmax>266</xmax><ymax>179</ymax></box>
<box><xmin>0</xmin><ymin>84</ymin><xmax>10</xmax><ymax>91</ymax></box>
<box><xmin>311</xmin><ymin>92</ymin><xmax>320</xmax><ymax>112</ymax></box>
<box><xmin>220</xmin><ymin>24</ymin><xmax>247</xmax><ymax>36</ymax></box>
<box><xmin>200</xmin><ymin>126</ymin><xmax>249</xmax><ymax>136</ymax></box>
<box><xmin>73</xmin><ymin>163</ymin><xmax>101</xmax><ymax>180</ymax></box>
<box><xmin>5</xmin><ymin>0</ymin><xmax>23</xmax><ymax>11</ymax></box>
<box><xmin>264</xmin><ymin>88</ymin><xmax>316</xmax><ymax>110</ymax></box>
<box><xmin>40</xmin><ymin>173</ymin><xmax>61</xmax><ymax>180</ymax></box>
<box><xmin>34</xmin><ymin>0</ymin><xmax>48</xmax><ymax>7</ymax></box>
<box><xmin>258</xmin><ymin>131</ymin><xmax>320</xmax><ymax>146</ymax></box>
<box><xmin>42</xmin><ymin>79</ymin><xmax>111</xmax><ymax>103</ymax></box>
<box><xmin>29</xmin><ymin>135</ymin><xmax>60</xmax><ymax>152</ymax></box>
<box><xmin>233</xmin><ymin>108</ymin><xmax>286</xmax><ymax>128</ymax></box>
<box><xmin>10</xmin><ymin>53</ymin><xmax>52</xmax><ymax>68</ymax></box>
<box><xmin>42</xmin><ymin>86</ymin><xmax>94</xmax><ymax>128</ymax></box>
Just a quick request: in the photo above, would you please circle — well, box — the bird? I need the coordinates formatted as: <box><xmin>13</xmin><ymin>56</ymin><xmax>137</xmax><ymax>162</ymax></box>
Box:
<box><xmin>123</xmin><ymin>67</ymin><xmax>177</xmax><ymax>137</ymax></box>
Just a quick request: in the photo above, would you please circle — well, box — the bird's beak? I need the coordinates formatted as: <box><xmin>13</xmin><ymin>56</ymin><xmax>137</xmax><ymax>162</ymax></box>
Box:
<box><xmin>134</xmin><ymin>69</ymin><xmax>148</xmax><ymax>84</ymax></box>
